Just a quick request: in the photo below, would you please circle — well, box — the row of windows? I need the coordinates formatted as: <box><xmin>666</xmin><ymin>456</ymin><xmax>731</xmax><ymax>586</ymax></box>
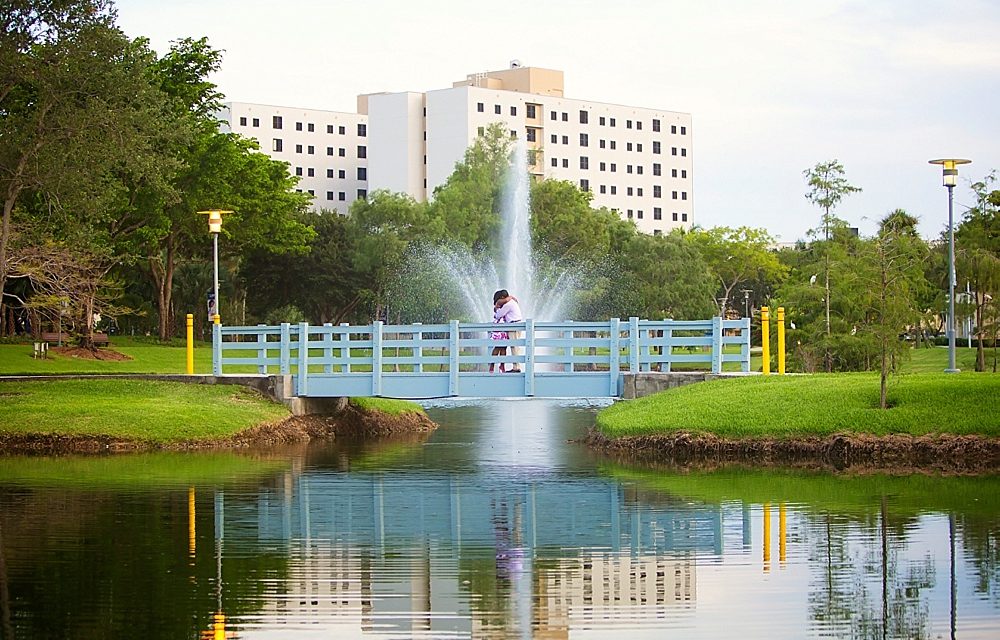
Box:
<box><xmin>322</xmin><ymin>189</ymin><xmax>367</xmax><ymax>202</ymax></box>
<box><xmin>613</xmin><ymin>208</ymin><xmax>689</xmax><ymax>222</ymax></box>
<box><xmin>264</xmin><ymin>116</ymin><xmax>367</xmax><ymax>137</ymax></box>
<box><xmin>272</xmin><ymin>139</ymin><xmax>367</xmax><ymax>158</ymax></box>
<box><xmin>294</xmin><ymin>167</ymin><xmax>368</xmax><ymax>180</ymax></box>
<box><xmin>543</xmin><ymin>135</ymin><xmax>687</xmax><ymax>156</ymax></box>
<box><xmin>550</xmin><ymin>157</ymin><xmax>688</xmax><ymax>178</ymax></box>
<box><xmin>472</xmin><ymin>103</ymin><xmax>689</xmax><ymax>135</ymax></box>
<box><xmin>577</xmin><ymin>179</ymin><xmax>688</xmax><ymax>200</ymax></box>
<box><xmin>476</xmin><ymin>103</ymin><xmax>543</xmax><ymax>118</ymax></box>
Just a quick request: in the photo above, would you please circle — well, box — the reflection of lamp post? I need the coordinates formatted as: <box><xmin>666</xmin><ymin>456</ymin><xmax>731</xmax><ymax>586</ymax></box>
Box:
<box><xmin>198</xmin><ymin>210</ymin><xmax>233</xmax><ymax>324</ymax></box>
<box><xmin>928</xmin><ymin>159</ymin><xmax>971</xmax><ymax>373</ymax></box>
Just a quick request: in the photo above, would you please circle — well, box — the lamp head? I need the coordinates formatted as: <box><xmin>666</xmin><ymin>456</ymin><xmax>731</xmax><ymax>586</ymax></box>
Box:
<box><xmin>197</xmin><ymin>209</ymin><xmax>234</xmax><ymax>234</ymax></box>
<box><xmin>929</xmin><ymin>158</ymin><xmax>971</xmax><ymax>187</ymax></box>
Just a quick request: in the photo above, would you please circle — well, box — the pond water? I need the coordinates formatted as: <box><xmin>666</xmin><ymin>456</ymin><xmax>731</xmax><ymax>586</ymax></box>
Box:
<box><xmin>1</xmin><ymin>400</ymin><xmax>999</xmax><ymax>639</ymax></box>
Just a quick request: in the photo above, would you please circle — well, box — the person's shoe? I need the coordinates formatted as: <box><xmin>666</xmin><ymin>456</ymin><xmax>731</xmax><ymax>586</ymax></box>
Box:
<box><xmin>507</xmin><ymin>368</ymin><xmax>522</xmax><ymax>373</ymax></box>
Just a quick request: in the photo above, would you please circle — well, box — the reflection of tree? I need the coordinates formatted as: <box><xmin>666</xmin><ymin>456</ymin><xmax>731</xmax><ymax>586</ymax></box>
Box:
<box><xmin>805</xmin><ymin>498</ymin><xmax>934</xmax><ymax>639</ymax></box>
<box><xmin>956</xmin><ymin>513</ymin><xmax>1000</xmax><ymax>607</ymax></box>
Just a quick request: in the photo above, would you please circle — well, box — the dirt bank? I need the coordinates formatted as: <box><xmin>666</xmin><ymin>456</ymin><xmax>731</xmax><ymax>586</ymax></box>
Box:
<box><xmin>0</xmin><ymin>403</ymin><xmax>438</xmax><ymax>455</ymax></box>
<box><xmin>586</xmin><ymin>430</ymin><xmax>1000</xmax><ymax>473</ymax></box>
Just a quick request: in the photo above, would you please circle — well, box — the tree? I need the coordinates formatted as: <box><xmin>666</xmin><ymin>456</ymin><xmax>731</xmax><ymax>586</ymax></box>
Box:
<box><xmin>617</xmin><ymin>231</ymin><xmax>717</xmax><ymax>320</ymax></box>
<box><xmin>686</xmin><ymin>226</ymin><xmax>787</xmax><ymax>316</ymax></box>
<box><xmin>804</xmin><ymin>160</ymin><xmax>862</xmax><ymax>370</ymax></box>
<box><xmin>957</xmin><ymin>171</ymin><xmax>1000</xmax><ymax>371</ymax></box>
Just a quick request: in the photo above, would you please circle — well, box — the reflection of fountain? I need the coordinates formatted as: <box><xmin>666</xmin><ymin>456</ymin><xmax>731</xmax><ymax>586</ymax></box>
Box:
<box><xmin>434</xmin><ymin>138</ymin><xmax>580</xmax><ymax>323</ymax></box>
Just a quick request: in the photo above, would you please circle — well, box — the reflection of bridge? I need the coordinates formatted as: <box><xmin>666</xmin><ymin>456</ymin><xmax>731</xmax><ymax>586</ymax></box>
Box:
<box><xmin>212</xmin><ymin>317</ymin><xmax>751</xmax><ymax>398</ymax></box>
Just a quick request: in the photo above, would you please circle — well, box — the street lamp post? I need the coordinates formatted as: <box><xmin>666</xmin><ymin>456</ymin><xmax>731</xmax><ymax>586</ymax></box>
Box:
<box><xmin>197</xmin><ymin>210</ymin><xmax>233</xmax><ymax>323</ymax></box>
<box><xmin>741</xmin><ymin>289</ymin><xmax>753</xmax><ymax>319</ymax></box>
<box><xmin>928</xmin><ymin>159</ymin><xmax>971</xmax><ymax>373</ymax></box>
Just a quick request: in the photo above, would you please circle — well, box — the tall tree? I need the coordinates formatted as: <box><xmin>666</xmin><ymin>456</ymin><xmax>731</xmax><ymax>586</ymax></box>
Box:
<box><xmin>686</xmin><ymin>226</ymin><xmax>787</xmax><ymax>316</ymax></box>
<box><xmin>957</xmin><ymin>171</ymin><xmax>1000</xmax><ymax>371</ymax></box>
<box><xmin>804</xmin><ymin>159</ymin><xmax>862</xmax><ymax>370</ymax></box>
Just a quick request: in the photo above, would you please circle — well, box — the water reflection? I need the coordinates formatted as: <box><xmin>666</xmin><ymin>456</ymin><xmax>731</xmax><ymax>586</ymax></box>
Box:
<box><xmin>0</xmin><ymin>401</ymin><xmax>999</xmax><ymax>639</ymax></box>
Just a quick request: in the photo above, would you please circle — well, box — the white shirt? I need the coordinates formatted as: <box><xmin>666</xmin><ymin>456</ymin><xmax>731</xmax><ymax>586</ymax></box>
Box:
<box><xmin>497</xmin><ymin>299</ymin><xmax>523</xmax><ymax>323</ymax></box>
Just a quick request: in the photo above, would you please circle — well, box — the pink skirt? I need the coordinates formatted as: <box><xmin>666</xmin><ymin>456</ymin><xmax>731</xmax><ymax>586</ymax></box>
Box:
<box><xmin>490</xmin><ymin>331</ymin><xmax>509</xmax><ymax>341</ymax></box>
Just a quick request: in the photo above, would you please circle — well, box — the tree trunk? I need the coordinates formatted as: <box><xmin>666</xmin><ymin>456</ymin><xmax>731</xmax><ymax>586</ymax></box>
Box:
<box><xmin>150</xmin><ymin>234</ymin><xmax>177</xmax><ymax>342</ymax></box>
<box><xmin>975</xmin><ymin>292</ymin><xmax>986</xmax><ymax>372</ymax></box>
<box><xmin>0</xmin><ymin>191</ymin><xmax>16</xmax><ymax>336</ymax></box>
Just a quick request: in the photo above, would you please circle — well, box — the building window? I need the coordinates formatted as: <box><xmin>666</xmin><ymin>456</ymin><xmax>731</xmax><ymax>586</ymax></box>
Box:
<box><xmin>671</xmin><ymin>125</ymin><xmax>677</xmax><ymax>134</ymax></box>
<box><xmin>654</xmin><ymin>164</ymin><xmax>662</xmax><ymax>176</ymax></box>
<box><xmin>550</xmin><ymin>110</ymin><xmax>557</xmax><ymax>120</ymax></box>
<box><xmin>682</xmin><ymin>169</ymin><xmax>688</xmax><ymax>178</ymax></box>
<box><xmin>580</xmin><ymin>156</ymin><xmax>589</xmax><ymax>169</ymax></box>
<box><xmin>239</xmin><ymin>116</ymin><xmax>247</xmax><ymax>126</ymax></box>
<box><xmin>637</xmin><ymin>165</ymin><xmax>644</xmax><ymax>175</ymax></box>
<box><xmin>526</xmin><ymin>128</ymin><xmax>536</xmax><ymax>142</ymax></box>
<box><xmin>580</xmin><ymin>133</ymin><xmax>588</xmax><ymax>147</ymax></box>
<box><xmin>307</xmin><ymin>145</ymin><xmax>314</xmax><ymax>154</ymax></box>
<box><xmin>627</xmin><ymin>187</ymin><xmax>634</xmax><ymax>196</ymax></box>
<box><xmin>358</xmin><ymin>124</ymin><xmax>367</xmax><ymax>137</ymax></box>
<box><xmin>599</xmin><ymin>116</ymin><xmax>606</xmax><ymax>126</ymax></box>
<box><xmin>307</xmin><ymin>167</ymin><xmax>314</xmax><ymax>177</ymax></box>
<box><xmin>627</xmin><ymin>165</ymin><xmax>633</xmax><ymax>174</ymax></box>
<box><xmin>309</xmin><ymin>123</ymin><xmax>315</xmax><ymax>132</ymax></box>
<box><xmin>252</xmin><ymin>117</ymin><xmax>259</xmax><ymax>127</ymax></box>
<box><xmin>654</xmin><ymin>229</ymin><xmax>662</xmax><ymax>236</ymax></box>
<box><xmin>295</xmin><ymin>144</ymin><xmax>302</xmax><ymax>153</ymax></box>
<box><xmin>339</xmin><ymin>125</ymin><xmax>346</xmax><ymax>135</ymax></box>
<box><xmin>627</xmin><ymin>142</ymin><xmax>633</xmax><ymax>152</ymax></box>
<box><xmin>682</xmin><ymin>192</ymin><xmax>688</xmax><ymax>200</ymax></box>
<box><xmin>327</xmin><ymin>125</ymin><xmax>334</xmax><ymax>134</ymax></box>
<box><xmin>357</xmin><ymin>189</ymin><xmax>367</xmax><ymax>200</ymax></box>
<box><xmin>654</xmin><ymin>185</ymin><xmax>662</xmax><ymax>198</ymax></box>
<box><xmin>272</xmin><ymin>138</ymin><xmax>282</xmax><ymax>152</ymax></box>
<box><xmin>600</xmin><ymin>185</ymin><xmax>606</xmax><ymax>194</ymax></box>
<box><xmin>600</xmin><ymin>139</ymin><xmax>606</xmax><ymax>149</ymax></box>
<box><xmin>681</xmin><ymin>148</ymin><xmax>687</xmax><ymax>157</ymax></box>
<box><xmin>307</xmin><ymin>189</ymin><xmax>314</xmax><ymax>196</ymax></box>
<box><xmin>610</xmin><ymin>163</ymin><xmax>617</xmax><ymax>172</ymax></box>
<box><xmin>627</xmin><ymin>209</ymin><xmax>633</xmax><ymax>219</ymax></box>
<box><xmin>327</xmin><ymin>168</ymin><xmax>334</xmax><ymax>178</ymax></box>
<box><xmin>526</xmin><ymin>104</ymin><xmax>536</xmax><ymax>118</ymax></box>
<box><xmin>580</xmin><ymin>110</ymin><xmax>588</xmax><ymax>124</ymax></box>
<box><xmin>672</xmin><ymin>147</ymin><xmax>678</xmax><ymax>156</ymax></box>
<box><xmin>339</xmin><ymin>169</ymin><xmax>345</xmax><ymax>178</ymax></box>
<box><xmin>637</xmin><ymin>121</ymin><xmax>643</xmax><ymax>130</ymax></box>
<box><xmin>671</xmin><ymin>168</ymin><xmax>678</xmax><ymax>177</ymax></box>
<box><xmin>681</xmin><ymin>126</ymin><xmax>687</xmax><ymax>135</ymax></box>
<box><xmin>295</xmin><ymin>167</ymin><xmax>302</xmax><ymax>176</ymax></box>
<box><xmin>672</xmin><ymin>212</ymin><xmax>678</xmax><ymax>221</ymax></box>
<box><xmin>626</xmin><ymin>119</ymin><xmax>633</xmax><ymax>129</ymax></box>
<box><xmin>637</xmin><ymin>210</ymin><xmax>644</xmax><ymax>219</ymax></box>
<box><xmin>653</xmin><ymin>119</ymin><xmax>661</xmax><ymax>132</ymax></box>
<box><xmin>562</xmin><ymin>112</ymin><xmax>568</xmax><ymax>121</ymax></box>
<box><xmin>551</xmin><ymin>134</ymin><xmax>557</xmax><ymax>143</ymax></box>
<box><xmin>653</xmin><ymin>141</ymin><xmax>661</xmax><ymax>154</ymax></box>
<box><xmin>682</xmin><ymin>213</ymin><xmax>688</xmax><ymax>221</ymax></box>
<box><xmin>580</xmin><ymin>179</ymin><xmax>589</xmax><ymax>192</ymax></box>
<box><xmin>338</xmin><ymin>192</ymin><xmax>346</xmax><ymax>201</ymax></box>
<box><xmin>296</xmin><ymin>122</ymin><xmax>303</xmax><ymax>131</ymax></box>
<box><xmin>510</xmin><ymin>105</ymin><xmax>517</xmax><ymax>116</ymax></box>
<box><xmin>654</xmin><ymin>207</ymin><xmax>662</xmax><ymax>220</ymax></box>
<box><xmin>327</xmin><ymin>146</ymin><xmax>334</xmax><ymax>156</ymax></box>
<box><xmin>551</xmin><ymin>157</ymin><xmax>558</xmax><ymax>167</ymax></box>
<box><xmin>273</xmin><ymin>115</ymin><xmax>282</xmax><ymax>129</ymax></box>
<box><xmin>478</xmin><ymin>126</ymin><xmax>485</xmax><ymax>135</ymax></box>
<box><xmin>600</xmin><ymin>162</ymin><xmax>606</xmax><ymax>171</ymax></box>
<box><xmin>495</xmin><ymin>104</ymin><xmax>501</xmax><ymax>114</ymax></box>
<box><xmin>562</xmin><ymin>159</ymin><xmax>568</xmax><ymax>168</ymax></box>
<box><xmin>562</xmin><ymin>135</ymin><xmax>568</xmax><ymax>144</ymax></box>
<box><xmin>510</xmin><ymin>130</ymin><xmax>517</xmax><ymax>139</ymax></box>
<box><xmin>610</xmin><ymin>117</ymin><xmax>616</xmax><ymax>127</ymax></box>
<box><xmin>637</xmin><ymin>143</ymin><xmax>643</xmax><ymax>152</ymax></box>
<box><xmin>357</xmin><ymin>167</ymin><xmax>367</xmax><ymax>180</ymax></box>
<box><xmin>357</xmin><ymin>145</ymin><xmax>367</xmax><ymax>158</ymax></box>
<box><xmin>611</xmin><ymin>186</ymin><xmax>617</xmax><ymax>194</ymax></box>
<box><xmin>610</xmin><ymin>141</ymin><xmax>616</xmax><ymax>150</ymax></box>
<box><xmin>672</xmin><ymin>191</ymin><xmax>678</xmax><ymax>199</ymax></box>
<box><xmin>637</xmin><ymin>187</ymin><xmax>643</xmax><ymax>196</ymax></box>
<box><xmin>477</xmin><ymin>102</ymin><xmax>484</xmax><ymax>112</ymax></box>
<box><xmin>327</xmin><ymin>191</ymin><xmax>334</xmax><ymax>200</ymax></box>
<box><xmin>339</xmin><ymin>148</ymin><xmax>346</xmax><ymax>157</ymax></box>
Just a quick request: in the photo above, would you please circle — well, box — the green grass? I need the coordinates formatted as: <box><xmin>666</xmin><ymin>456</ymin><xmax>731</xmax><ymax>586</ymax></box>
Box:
<box><xmin>0</xmin><ymin>337</ymin><xmax>213</xmax><ymax>374</ymax></box>
<box><xmin>349</xmin><ymin>396</ymin><xmax>426</xmax><ymax>416</ymax></box>
<box><xmin>0</xmin><ymin>379</ymin><xmax>289</xmax><ymax>442</ymax></box>
<box><xmin>596</xmin><ymin>372</ymin><xmax>1000</xmax><ymax>439</ymax></box>
<box><xmin>903</xmin><ymin>345</ymin><xmax>998</xmax><ymax>373</ymax></box>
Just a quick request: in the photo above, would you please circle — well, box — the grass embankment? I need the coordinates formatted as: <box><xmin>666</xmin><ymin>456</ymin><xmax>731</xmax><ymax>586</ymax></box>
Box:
<box><xmin>0</xmin><ymin>337</ymin><xmax>212</xmax><ymax>374</ymax></box>
<box><xmin>596</xmin><ymin>373</ymin><xmax>1000</xmax><ymax>439</ymax></box>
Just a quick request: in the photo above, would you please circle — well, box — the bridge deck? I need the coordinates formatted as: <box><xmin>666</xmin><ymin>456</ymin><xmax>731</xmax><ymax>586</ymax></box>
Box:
<box><xmin>212</xmin><ymin>317</ymin><xmax>751</xmax><ymax>398</ymax></box>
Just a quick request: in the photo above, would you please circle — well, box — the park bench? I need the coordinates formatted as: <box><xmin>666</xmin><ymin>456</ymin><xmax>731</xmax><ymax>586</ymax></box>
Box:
<box><xmin>40</xmin><ymin>332</ymin><xmax>110</xmax><ymax>346</ymax></box>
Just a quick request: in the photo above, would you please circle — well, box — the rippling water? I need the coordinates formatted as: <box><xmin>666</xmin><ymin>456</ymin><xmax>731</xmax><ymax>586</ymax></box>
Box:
<box><xmin>1</xmin><ymin>400</ymin><xmax>999</xmax><ymax>639</ymax></box>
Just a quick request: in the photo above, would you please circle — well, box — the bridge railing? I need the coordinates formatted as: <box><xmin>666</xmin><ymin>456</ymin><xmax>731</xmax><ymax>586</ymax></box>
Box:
<box><xmin>212</xmin><ymin>317</ymin><xmax>751</xmax><ymax>397</ymax></box>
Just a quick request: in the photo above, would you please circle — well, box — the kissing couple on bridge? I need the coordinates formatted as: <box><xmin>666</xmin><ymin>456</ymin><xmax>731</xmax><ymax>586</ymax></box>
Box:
<box><xmin>489</xmin><ymin>290</ymin><xmax>523</xmax><ymax>374</ymax></box>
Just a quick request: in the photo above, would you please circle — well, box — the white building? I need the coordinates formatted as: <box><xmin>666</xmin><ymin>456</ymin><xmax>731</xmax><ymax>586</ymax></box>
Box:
<box><xmin>220</xmin><ymin>65</ymin><xmax>694</xmax><ymax>234</ymax></box>
<box><xmin>217</xmin><ymin>102</ymin><xmax>369</xmax><ymax>215</ymax></box>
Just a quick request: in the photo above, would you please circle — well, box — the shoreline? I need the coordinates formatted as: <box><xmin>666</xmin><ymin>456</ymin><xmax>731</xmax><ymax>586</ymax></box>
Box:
<box><xmin>0</xmin><ymin>404</ymin><xmax>438</xmax><ymax>455</ymax></box>
<box><xmin>585</xmin><ymin>430</ymin><xmax>1000</xmax><ymax>473</ymax></box>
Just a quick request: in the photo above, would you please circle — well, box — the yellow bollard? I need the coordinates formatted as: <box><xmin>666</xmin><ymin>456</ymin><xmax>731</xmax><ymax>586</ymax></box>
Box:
<box><xmin>779</xmin><ymin>502</ymin><xmax>787</xmax><ymax>565</ymax></box>
<box><xmin>777</xmin><ymin>307</ymin><xmax>786</xmax><ymax>375</ymax></box>
<box><xmin>186</xmin><ymin>314</ymin><xmax>194</xmax><ymax>375</ymax></box>
<box><xmin>213</xmin><ymin>314</ymin><xmax>221</xmax><ymax>325</ymax></box>
<box><xmin>763</xmin><ymin>502</ymin><xmax>771</xmax><ymax>571</ymax></box>
<box><xmin>188</xmin><ymin>486</ymin><xmax>196</xmax><ymax>559</ymax></box>
<box><xmin>213</xmin><ymin>613</ymin><xmax>226</xmax><ymax>640</ymax></box>
<box><xmin>761</xmin><ymin>306</ymin><xmax>770</xmax><ymax>376</ymax></box>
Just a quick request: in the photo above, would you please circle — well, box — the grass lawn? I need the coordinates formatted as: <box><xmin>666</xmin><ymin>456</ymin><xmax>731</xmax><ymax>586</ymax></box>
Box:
<box><xmin>0</xmin><ymin>379</ymin><xmax>289</xmax><ymax>442</ymax></box>
<box><xmin>904</xmin><ymin>345</ymin><xmax>998</xmax><ymax>373</ymax></box>
<box><xmin>0</xmin><ymin>337</ymin><xmax>213</xmax><ymax>374</ymax></box>
<box><xmin>596</xmin><ymin>372</ymin><xmax>1000</xmax><ymax>439</ymax></box>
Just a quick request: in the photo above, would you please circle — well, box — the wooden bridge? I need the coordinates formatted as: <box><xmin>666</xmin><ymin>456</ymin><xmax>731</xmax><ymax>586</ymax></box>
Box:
<box><xmin>212</xmin><ymin>317</ymin><xmax>751</xmax><ymax>399</ymax></box>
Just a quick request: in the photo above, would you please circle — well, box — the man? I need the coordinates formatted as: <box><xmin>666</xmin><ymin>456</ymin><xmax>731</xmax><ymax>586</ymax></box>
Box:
<box><xmin>495</xmin><ymin>290</ymin><xmax>523</xmax><ymax>373</ymax></box>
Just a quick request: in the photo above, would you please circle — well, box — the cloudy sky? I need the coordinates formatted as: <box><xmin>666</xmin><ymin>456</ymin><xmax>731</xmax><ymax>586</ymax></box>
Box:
<box><xmin>116</xmin><ymin>0</ymin><xmax>1000</xmax><ymax>242</ymax></box>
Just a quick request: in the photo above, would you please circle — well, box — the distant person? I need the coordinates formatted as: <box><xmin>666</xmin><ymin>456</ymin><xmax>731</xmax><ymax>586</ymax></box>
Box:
<box><xmin>495</xmin><ymin>290</ymin><xmax>523</xmax><ymax>373</ymax></box>
<box><xmin>490</xmin><ymin>290</ymin><xmax>509</xmax><ymax>373</ymax></box>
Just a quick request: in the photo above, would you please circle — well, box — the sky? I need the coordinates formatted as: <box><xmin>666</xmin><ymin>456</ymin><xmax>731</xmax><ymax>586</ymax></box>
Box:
<box><xmin>115</xmin><ymin>0</ymin><xmax>1000</xmax><ymax>243</ymax></box>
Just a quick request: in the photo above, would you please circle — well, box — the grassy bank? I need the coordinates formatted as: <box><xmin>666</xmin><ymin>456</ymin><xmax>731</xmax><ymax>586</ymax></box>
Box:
<box><xmin>0</xmin><ymin>337</ymin><xmax>213</xmax><ymax>374</ymax></box>
<box><xmin>596</xmin><ymin>373</ymin><xmax>1000</xmax><ymax>439</ymax></box>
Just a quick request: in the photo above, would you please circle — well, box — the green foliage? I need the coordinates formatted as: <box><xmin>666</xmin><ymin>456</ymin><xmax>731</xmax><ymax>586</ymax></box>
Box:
<box><xmin>686</xmin><ymin>226</ymin><xmax>788</xmax><ymax>315</ymax></box>
<box><xmin>616</xmin><ymin>231</ymin><xmax>717</xmax><ymax>320</ymax></box>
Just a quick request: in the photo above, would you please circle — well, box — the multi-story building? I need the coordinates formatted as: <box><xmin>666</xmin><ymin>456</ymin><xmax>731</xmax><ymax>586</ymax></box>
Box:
<box><xmin>217</xmin><ymin>102</ymin><xmax>369</xmax><ymax>215</ymax></box>
<box><xmin>219</xmin><ymin>65</ymin><xmax>694</xmax><ymax>234</ymax></box>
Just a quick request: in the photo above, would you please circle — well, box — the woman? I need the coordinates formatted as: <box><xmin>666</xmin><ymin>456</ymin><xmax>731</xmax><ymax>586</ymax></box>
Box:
<box><xmin>489</xmin><ymin>290</ymin><xmax>509</xmax><ymax>373</ymax></box>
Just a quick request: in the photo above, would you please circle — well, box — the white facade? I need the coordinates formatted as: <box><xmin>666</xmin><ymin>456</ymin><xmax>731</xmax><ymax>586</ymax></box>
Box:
<box><xmin>218</xmin><ymin>102</ymin><xmax>369</xmax><ymax>215</ymax></box>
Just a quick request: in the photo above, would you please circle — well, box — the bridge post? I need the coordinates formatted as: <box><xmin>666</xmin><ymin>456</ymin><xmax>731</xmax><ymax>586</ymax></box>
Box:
<box><xmin>663</xmin><ymin>320</ymin><xmax>673</xmax><ymax>373</ymax></box>
<box><xmin>609</xmin><ymin>318</ymin><xmax>621</xmax><ymax>396</ymax></box>
<box><xmin>322</xmin><ymin>323</ymin><xmax>333</xmax><ymax>374</ymax></box>
<box><xmin>257</xmin><ymin>324</ymin><xmax>267</xmax><ymax>375</ymax></box>
<box><xmin>711</xmin><ymin>316</ymin><xmax>723</xmax><ymax>374</ymax></box>
<box><xmin>741</xmin><ymin>317</ymin><xmax>751</xmax><ymax>373</ymax></box>
<box><xmin>298</xmin><ymin>322</ymin><xmax>309</xmax><ymax>396</ymax></box>
<box><xmin>640</xmin><ymin>323</ymin><xmax>650</xmax><ymax>373</ymax></box>
<box><xmin>279</xmin><ymin>323</ymin><xmax>291</xmax><ymax>375</ymax></box>
<box><xmin>212</xmin><ymin>321</ymin><xmax>222</xmax><ymax>376</ymax></box>
<box><xmin>372</xmin><ymin>321</ymin><xmax>383</xmax><ymax>396</ymax></box>
<box><xmin>628</xmin><ymin>317</ymin><xmax>640</xmax><ymax>373</ymax></box>
<box><xmin>448</xmin><ymin>320</ymin><xmax>460</xmax><ymax>396</ymax></box>
<box><xmin>339</xmin><ymin>323</ymin><xmax>349</xmax><ymax>373</ymax></box>
<box><xmin>564</xmin><ymin>323</ymin><xmax>573</xmax><ymax>373</ymax></box>
<box><xmin>413</xmin><ymin>323</ymin><xmax>423</xmax><ymax>373</ymax></box>
<box><xmin>524</xmin><ymin>319</ymin><xmax>535</xmax><ymax>396</ymax></box>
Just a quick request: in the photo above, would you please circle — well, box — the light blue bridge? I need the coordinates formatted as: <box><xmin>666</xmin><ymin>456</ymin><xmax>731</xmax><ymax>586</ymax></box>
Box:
<box><xmin>212</xmin><ymin>317</ymin><xmax>751</xmax><ymax>399</ymax></box>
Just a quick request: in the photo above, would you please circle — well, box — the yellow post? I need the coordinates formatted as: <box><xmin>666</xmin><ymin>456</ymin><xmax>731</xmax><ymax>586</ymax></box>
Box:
<box><xmin>761</xmin><ymin>306</ymin><xmax>770</xmax><ymax>376</ymax></box>
<box><xmin>777</xmin><ymin>307</ymin><xmax>786</xmax><ymax>375</ymax></box>
<box><xmin>213</xmin><ymin>314</ymin><xmax>221</xmax><ymax>325</ymax></box>
<box><xmin>213</xmin><ymin>613</ymin><xmax>226</xmax><ymax>640</ymax></box>
<box><xmin>186</xmin><ymin>314</ymin><xmax>194</xmax><ymax>375</ymax></box>
<box><xmin>188</xmin><ymin>486</ymin><xmax>196</xmax><ymax>559</ymax></box>
<box><xmin>763</xmin><ymin>502</ymin><xmax>771</xmax><ymax>571</ymax></box>
<box><xmin>779</xmin><ymin>502</ymin><xmax>787</xmax><ymax>565</ymax></box>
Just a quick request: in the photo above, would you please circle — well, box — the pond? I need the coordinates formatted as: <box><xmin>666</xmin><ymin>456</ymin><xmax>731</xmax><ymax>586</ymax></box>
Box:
<box><xmin>1</xmin><ymin>400</ymin><xmax>999</xmax><ymax>639</ymax></box>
